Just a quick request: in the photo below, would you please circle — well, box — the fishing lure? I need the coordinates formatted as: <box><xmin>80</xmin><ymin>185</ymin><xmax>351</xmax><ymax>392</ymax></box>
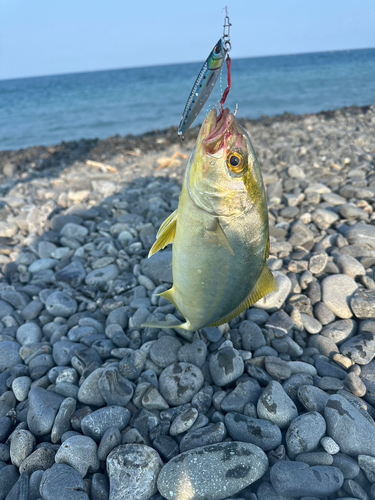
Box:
<box><xmin>178</xmin><ymin>13</ymin><xmax>232</xmax><ymax>138</ymax></box>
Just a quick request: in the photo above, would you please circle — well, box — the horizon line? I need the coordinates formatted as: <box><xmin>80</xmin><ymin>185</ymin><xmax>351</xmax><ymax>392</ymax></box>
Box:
<box><xmin>1</xmin><ymin>46</ymin><xmax>374</xmax><ymax>83</ymax></box>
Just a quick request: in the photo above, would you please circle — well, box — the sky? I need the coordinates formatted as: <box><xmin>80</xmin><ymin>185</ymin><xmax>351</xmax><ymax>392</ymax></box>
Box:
<box><xmin>1</xmin><ymin>0</ymin><xmax>374</xmax><ymax>80</ymax></box>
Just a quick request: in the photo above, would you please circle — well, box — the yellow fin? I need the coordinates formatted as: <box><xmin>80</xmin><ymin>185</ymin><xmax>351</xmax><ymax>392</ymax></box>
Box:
<box><xmin>148</xmin><ymin>210</ymin><xmax>178</xmax><ymax>257</ymax></box>
<box><xmin>158</xmin><ymin>287</ymin><xmax>179</xmax><ymax>311</ymax></box>
<box><xmin>266</xmin><ymin>238</ymin><xmax>270</xmax><ymax>259</ymax></box>
<box><xmin>209</xmin><ymin>266</ymin><xmax>278</xmax><ymax>327</ymax></box>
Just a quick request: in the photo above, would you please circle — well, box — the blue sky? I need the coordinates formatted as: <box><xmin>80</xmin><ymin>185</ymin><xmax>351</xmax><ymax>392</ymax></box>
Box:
<box><xmin>1</xmin><ymin>0</ymin><xmax>374</xmax><ymax>80</ymax></box>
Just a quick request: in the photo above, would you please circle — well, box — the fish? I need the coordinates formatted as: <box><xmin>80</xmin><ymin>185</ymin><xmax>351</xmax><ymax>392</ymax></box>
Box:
<box><xmin>143</xmin><ymin>108</ymin><xmax>278</xmax><ymax>332</ymax></box>
<box><xmin>178</xmin><ymin>38</ymin><xmax>228</xmax><ymax>138</ymax></box>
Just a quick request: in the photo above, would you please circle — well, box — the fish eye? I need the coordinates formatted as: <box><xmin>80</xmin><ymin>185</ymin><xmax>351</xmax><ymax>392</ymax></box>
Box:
<box><xmin>214</xmin><ymin>43</ymin><xmax>221</xmax><ymax>55</ymax></box>
<box><xmin>227</xmin><ymin>152</ymin><xmax>245</xmax><ymax>173</ymax></box>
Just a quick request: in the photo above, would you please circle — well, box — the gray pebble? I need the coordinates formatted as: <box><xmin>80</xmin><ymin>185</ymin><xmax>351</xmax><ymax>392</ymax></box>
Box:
<box><xmin>27</xmin><ymin>387</ymin><xmax>64</xmax><ymax>436</ymax></box>
<box><xmin>3</xmin><ymin>471</ymin><xmax>29</xmax><ymax>500</ymax></box>
<box><xmin>177</xmin><ymin>338</ymin><xmax>207</xmax><ymax>367</ymax></box>
<box><xmin>28</xmin><ymin>470</ymin><xmax>44</xmax><ymax>500</ymax></box>
<box><xmin>78</xmin><ymin>368</ymin><xmax>106</xmax><ymax>406</ymax></box>
<box><xmin>98</xmin><ymin>367</ymin><xmax>134</xmax><ymax>406</ymax></box>
<box><xmin>254</xmin><ymin>271</ymin><xmax>291</xmax><ymax>312</ymax></box>
<box><xmin>264</xmin><ymin>356</ymin><xmax>292</xmax><ymax>380</ymax></box>
<box><xmin>9</xmin><ymin>429</ymin><xmax>35</xmax><ymax>467</ymax></box>
<box><xmin>141</xmin><ymin>250</ymin><xmax>172</xmax><ymax>284</ymax></box>
<box><xmin>152</xmin><ymin>435</ymin><xmax>179</xmax><ymax>462</ymax></box>
<box><xmin>39</xmin><ymin>463</ymin><xmax>89</xmax><ymax>500</ymax></box>
<box><xmin>55</xmin><ymin>435</ymin><xmax>100</xmax><ymax>477</ymax></box>
<box><xmin>340</xmin><ymin>331</ymin><xmax>375</xmax><ymax>365</ymax></box>
<box><xmin>12</xmin><ymin>376</ymin><xmax>31</xmax><ymax>401</ymax></box>
<box><xmin>45</xmin><ymin>291</ymin><xmax>78</xmax><ymax>317</ymax></box>
<box><xmin>332</xmin><ymin>452</ymin><xmax>360</xmax><ymax>479</ymax></box>
<box><xmin>51</xmin><ymin>397</ymin><xmax>77</xmax><ymax>444</ymax></box>
<box><xmin>91</xmin><ymin>473</ymin><xmax>110</xmax><ymax>500</ymax></box>
<box><xmin>337</xmin><ymin>254</ymin><xmax>366</xmax><ymax>278</ymax></box>
<box><xmin>345</xmin><ymin>372</ymin><xmax>366</xmax><ymax>397</ymax></box>
<box><xmin>118</xmin><ymin>348</ymin><xmax>147</xmax><ymax>380</ymax></box>
<box><xmin>225</xmin><ymin>412</ymin><xmax>282</xmax><ymax>451</ymax></box>
<box><xmin>270</xmin><ymin>461</ymin><xmax>343</xmax><ymax>498</ymax></box>
<box><xmin>221</xmin><ymin>379</ymin><xmax>262</xmax><ymax>413</ymax></box>
<box><xmin>179</xmin><ymin>422</ymin><xmax>227</xmax><ymax>453</ymax></box>
<box><xmin>81</xmin><ymin>406</ymin><xmax>131</xmax><ymax>441</ymax></box>
<box><xmin>297</xmin><ymin>385</ymin><xmax>329</xmax><ymax>413</ymax></box>
<box><xmin>18</xmin><ymin>446</ymin><xmax>56</xmax><ymax>474</ymax></box>
<box><xmin>107</xmin><ymin>444</ymin><xmax>162</xmax><ymax>500</ymax></box>
<box><xmin>350</xmin><ymin>288</ymin><xmax>375</xmax><ymax>319</ymax></box>
<box><xmin>314</xmin><ymin>301</ymin><xmax>336</xmax><ymax>325</ymax></box>
<box><xmin>97</xmin><ymin>426</ymin><xmax>121</xmax><ymax>461</ymax></box>
<box><xmin>150</xmin><ymin>335</ymin><xmax>182</xmax><ymax>368</ymax></box>
<box><xmin>265</xmin><ymin>310</ymin><xmax>295</xmax><ymax>336</ymax></box>
<box><xmin>16</xmin><ymin>323</ymin><xmax>42</xmax><ymax>345</ymax></box>
<box><xmin>55</xmin><ymin>261</ymin><xmax>86</xmax><ymax>287</ymax></box>
<box><xmin>159</xmin><ymin>362</ymin><xmax>204</xmax><ymax>406</ymax></box>
<box><xmin>257</xmin><ymin>381</ymin><xmax>298</xmax><ymax>429</ymax></box>
<box><xmin>239</xmin><ymin>321</ymin><xmax>266</xmax><ymax>351</ymax></box>
<box><xmin>157</xmin><ymin>441</ymin><xmax>268</xmax><ymax>500</ymax></box>
<box><xmin>325</xmin><ymin>394</ymin><xmax>375</xmax><ymax>456</ymax></box>
<box><xmin>314</xmin><ymin>355</ymin><xmax>347</xmax><ymax>379</ymax></box>
<box><xmin>209</xmin><ymin>347</ymin><xmax>244</xmax><ymax>386</ymax></box>
<box><xmin>85</xmin><ymin>264</ymin><xmax>119</xmax><ymax>285</ymax></box>
<box><xmin>321</xmin><ymin>319</ymin><xmax>357</xmax><ymax>344</ymax></box>
<box><xmin>321</xmin><ymin>274</ymin><xmax>358</xmax><ymax>319</ymax></box>
<box><xmin>0</xmin><ymin>341</ymin><xmax>21</xmax><ymax>372</ymax></box>
<box><xmin>21</xmin><ymin>299</ymin><xmax>44</xmax><ymax>321</ymax></box>
<box><xmin>169</xmin><ymin>407</ymin><xmax>198</xmax><ymax>436</ymax></box>
<box><xmin>357</xmin><ymin>454</ymin><xmax>375</xmax><ymax>482</ymax></box>
<box><xmin>141</xmin><ymin>386</ymin><xmax>169</xmax><ymax>410</ymax></box>
<box><xmin>29</xmin><ymin>258</ymin><xmax>57</xmax><ymax>273</ymax></box>
<box><xmin>295</xmin><ymin>451</ymin><xmax>333</xmax><ymax>466</ymax></box>
<box><xmin>0</xmin><ymin>465</ymin><xmax>19</xmax><ymax>500</ymax></box>
<box><xmin>286</xmin><ymin>412</ymin><xmax>326</xmax><ymax>458</ymax></box>
<box><xmin>321</xmin><ymin>436</ymin><xmax>340</xmax><ymax>454</ymax></box>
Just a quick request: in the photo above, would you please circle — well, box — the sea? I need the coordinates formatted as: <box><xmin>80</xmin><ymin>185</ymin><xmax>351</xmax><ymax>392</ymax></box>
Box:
<box><xmin>0</xmin><ymin>48</ymin><xmax>374</xmax><ymax>151</ymax></box>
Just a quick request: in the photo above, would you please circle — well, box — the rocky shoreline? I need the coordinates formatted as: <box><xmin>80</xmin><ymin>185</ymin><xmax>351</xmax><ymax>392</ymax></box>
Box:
<box><xmin>0</xmin><ymin>104</ymin><xmax>375</xmax><ymax>500</ymax></box>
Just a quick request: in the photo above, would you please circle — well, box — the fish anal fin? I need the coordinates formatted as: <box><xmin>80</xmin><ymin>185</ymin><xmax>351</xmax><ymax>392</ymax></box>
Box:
<box><xmin>206</xmin><ymin>218</ymin><xmax>234</xmax><ymax>256</ymax></box>
<box><xmin>158</xmin><ymin>287</ymin><xmax>179</xmax><ymax>310</ymax></box>
<box><xmin>209</xmin><ymin>266</ymin><xmax>278</xmax><ymax>327</ymax></box>
<box><xmin>148</xmin><ymin>210</ymin><xmax>178</xmax><ymax>257</ymax></box>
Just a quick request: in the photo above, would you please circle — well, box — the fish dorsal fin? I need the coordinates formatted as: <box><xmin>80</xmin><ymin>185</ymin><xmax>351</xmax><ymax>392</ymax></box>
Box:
<box><xmin>209</xmin><ymin>266</ymin><xmax>278</xmax><ymax>327</ymax></box>
<box><xmin>148</xmin><ymin>210</ymin><xmax>178</xmax><ymax>257</ymax></box>
<box><xmin>206</xmin><ymin>218</ymin><xmax>235</xmax><ymax>256</ymax></box>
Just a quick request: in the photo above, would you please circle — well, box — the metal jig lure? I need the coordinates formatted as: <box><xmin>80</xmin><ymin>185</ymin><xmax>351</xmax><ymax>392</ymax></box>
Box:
<box><xmin>178</xmin><ymin>12</ymin><xmax>232</xmax><ymax>138</ymax></box>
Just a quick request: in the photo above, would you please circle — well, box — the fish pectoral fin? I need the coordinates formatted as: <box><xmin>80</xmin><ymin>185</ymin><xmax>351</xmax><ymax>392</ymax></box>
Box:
<box><xmin>206</xmin><ymin>218</ymin><xmax>234</xmax><ymax>256</ymax></box>
<box><xmin>208</xmin><ymin>266</ymin><xmax>278</xmax><ymax>327</ymax></box>
<box><xmin>158</xmin><ymin>287</ymin><xmax>180</xmax><ymax>311</ymax></box>
<box><xmin>148</xmin><ymin>209</ymin><xmax>178</xmax><ymax>257</ymax></box>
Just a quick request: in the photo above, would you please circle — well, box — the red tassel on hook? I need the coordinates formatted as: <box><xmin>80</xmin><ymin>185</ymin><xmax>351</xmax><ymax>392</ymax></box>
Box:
<box><xmin>220</xmin><ymin>55</ymin><xmax>232</xmax><ymax>112</ymax></box>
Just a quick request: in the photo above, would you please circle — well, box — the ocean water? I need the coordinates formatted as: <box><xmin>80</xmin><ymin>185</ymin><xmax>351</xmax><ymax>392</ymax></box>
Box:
<box><xmin>0</xmin><ymin>48</ymin><xmax>374</xmax><ymax>151</ymax></box>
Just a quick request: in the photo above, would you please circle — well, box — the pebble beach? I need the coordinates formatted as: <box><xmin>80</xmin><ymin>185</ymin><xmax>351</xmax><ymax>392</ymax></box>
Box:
<box><xmin>0</xmin><ymin>104</ymin><xmax>375</xmax><ymax>500</ymax></box>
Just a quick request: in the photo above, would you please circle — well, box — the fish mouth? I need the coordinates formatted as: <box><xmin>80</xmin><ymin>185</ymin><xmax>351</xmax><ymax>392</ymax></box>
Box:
<box><xmin>202</xmin><ymin>108</ymin><xmax>233</xmax><ymax>154</ymax></box>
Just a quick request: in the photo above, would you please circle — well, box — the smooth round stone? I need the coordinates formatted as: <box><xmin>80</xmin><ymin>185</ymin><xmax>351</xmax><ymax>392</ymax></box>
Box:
<box><xmin>85</xmin><ymin>264</ymin><xmax>119</xmax><ymax>285</ymax></box>
<box><xmin>12</xmin><ymin>376</ymin><xmax>32</xmax><ymax>402</ymax></box>
<box><xmin>97</xmin><ymin>427</ymin><xmax>121</xmax><ymax>461</ymax></box>
<box><xmin>264</xmin><ymin>356</ymin><xmax>292</xmax><ymax>380</ymax></box>
<box><xmin>18</xmin><ymin>446</ymin><xmax>56</xmax><ymax>474</ymax></box>
<box><xmin>152</xmin><ymin>435</ymin><xmax>179</xmax><ymax>462</ymax></box>
<box><xmin>45</xmin><ymin>291</ymin><xmax>78</xmax><ymax>317</ymax></box>
<box><xmin>118</xmin><ymin>349</ymin><xmax>147</xmax><ymax>380</ymax></box>
<box><xmin>209</xmin><ymin>347</ymin><xmax>244</xmax><ymax>387</ymax></box>
<box><xmin>314</xmin><ymin>301</ymin><xmax>336</xmax><ymax>325</ymax></box>
<box><xmin>225</xmin><ymin>412</ymin><xmax>282</xmax><ymax>452</ymax></box>
<box><xmin>78</xmin><ymin>368</ymin><xmax>106</xmax><ymax>406</ymax></box>
<box><xmin>0</xmin><ymin>416</ymin><xmax>12</xmax><ymax>443</ymax></box>
<box><xmin>308</xmin><ymin>335</ymin><xmax>339</xmax><ymax>357</ymax></box>
<box><xmin>0</xmin><ymin>341</ymin><xmax>21</xmax><ymax>371</ymax></box>
<box><xmin>239</xmin><ymin>321</ymin><xmax>266</xmax><ymax>351</ymax></box>
<box><xmin>10</xmin><ymin>429</ymin><xmax>35</xmax><ymax>467</ymax></box>
<box><xmin>0</xmin><ymin>391</ymin><xmax>16</xmax><ymax>418</ymax></box>
<box><xmin>51</xmin><ymin>397</ymin><xmax>77</xmax><ymax>444</ymax></box>
<box><xmin>350</xmin><ymin>288</ymin><xmax>375</xmax><ymax>319</ymax></box>
<box><xmin>191</xmin><ymin>386</ymin><xmax>213</xmax><ymax>414</ymax></box>
<box><xmin>345</xmin><ymin>372</ymin><xmax>366</xmax><ymax>397</ymax></box>
<box><xmin>301</xmin><ymin>313</ymin><xmax>322</xmax><ymax>334</ymax></box>
<box><xmin>340</xmin><ymin>332</ymin><xmax>375</xmax><ymax>365</ymax></box>
<box><xmin>295</xmin><ymin>451</ymin><xmax>334</xmax><ymax>466</ymax></box>
<box><xmin>27</xmin><ymin>387</ymin><xmax>64</xmax><ymax>436</ymax></box>
<box><xmin>55</xmin><ymin>435</ymin><xmax>100</xmax><ymax>477</ymax></box>
<box><xmin>312</xmin><ymin>208</ymin><xmax>339</xmax><ymax>229</ymax></box>
<box><xmin>60</xmin><ymin>222</ymin><xmax>88</xmax><ymax>240</ymax></box>
<box><xmin>98</xmin><ymin>367</ymin><xmax>134</xmax><ymax>406</ymax></box>
<box><xmin>0</xmin><ymin>465</ymin><xmax>19</xmax><ymax>500</ymax></box>
<box><xmin>159</xmin><ymin>362</ymin><xmax>204</xmax><ymax>406</ymax></box>
<box><xmin>253</xmin><ymin>271</ymin><xmax>291</xmax><ymax>312</ymax></box>
<box><xmin>28</xmin><ymin>470</ymin><xmax>44</xmax><ymax>500</ymax></box>
<box><xmin>16</xmin><ymin>323</ymin><xmax>42</xmax><ymax>345</ymax></box>
<box><xmin>29</xmin><ymin>258</ymin><xmax>57</xmax><ymax>273</ymax></box>
<box><xmin>141</xmin><ymin>250</ymin><xmax>172</xmax><ymax>284</ymax></box>
<box><xmin>321</xmin><ymin>274</ymin><xmax>358</xmax><ymax>319</ymax></box>
<box><xmin>321</xmin><ymin>436</ymin><xmax>340</xmax><ymax>454</ymax></box>
<box><xmin>179</xmin><ymin>422</ymin><xmax>227</xmax><ymax>453</ymax></box>
<box><xmin>324</xmin><ymin>394</ymin><xmax>375</xmax><ymax>456</ymax></box>
<box><xmin>29</xmin><ymin>353</ymin><xmax>55</xmax><ymax>380</ymax></box>
<box><xmin>221</xmin><ymin>379</ymin><xmax>262</xmax><ymax>413</ymax></box>
<box><xmin>141</xmin><ymin>386</ymin><xmax>169</xmax><ymax>410</ymax></box>
<box><xmin>314</xmin><ymin>355</ymin><xmax>347</xmax><ymax>379</ymax></box>
<box><xmin>321</xmin><ymin>319</ymin><xmax>357</xmax><ymax>345</ymax></box>
<box><xmin>158</xmin><ymin>441</ymin><xmax>268</xmax><ymax>500</ymax></box>
<box><xmin>337</xmin><ymin>254</ymin><xmax>366</xmax><ymax>278</ymax></box>
<box><xmin>2</xmin><ymin>471</ymin><xmax>29</xmax><ymax>500</ymax></box>
<box><xmin>107</xmin><ymin>444</ymin><xmax>162</xmax><ymax>500</ymax></box>
<box><xmin>55</xmin><ymin>261</ymin><xmax>86</xmax><ymax>287</ymax></box>
<box><xmin>270</xmin><ymin>461</ymin><xmax>343</xmax><ymax>498</ymax></box>
<box><xmin>21</xmin><ymin>299</ymin><xmax>44</xmax><ymax>321</ymax></box>
<box><xmin>177</xmin><ymin>338</ymin><xmax>207</xmax><ymax>368</ymax></box>
<box><xmin>39</xmin><ymin>463</ymin><xmax>89</xmax><ymax>500</ymax></box>
<box><xmin>149</xmin><ymin>336</ymin><xmax>182</xmax><ymax>368</ymax></box>
<box><xmin>91</xmin><ymin>473</ymin><xmax>110</xmax><ymax>500</ymax></box>
<box><xmin>309</xmin><ymin>252</ymin><xmax>328</xmax><ymax>274</ymax></box>
<box><xmin>357</xmin><ymin>454</ymin><xmax>375</xmax><ymax>482</ymax></box>
<box><xmin>286</xmin><ymin>412</ymin><xmax>326</xmax><ymax>459</ymax></box>
<box><xmin>257</xmin><ymin>381</ymin><xmax>298</xmax><ymax>429</ymax></box>
<box><xmin>346</xmin><ymin>223</ymin><xmax>375</xmax><ymax>250</ymax></box>
<box><xmin>81</xmin><ymin>406</ymin><xmax>131</xmax><ymax>442</ymax></box>
<box><xmin>332</xmin><ymin>452</ymin><xmax>360</xmax><ymax>479</ymax></box>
